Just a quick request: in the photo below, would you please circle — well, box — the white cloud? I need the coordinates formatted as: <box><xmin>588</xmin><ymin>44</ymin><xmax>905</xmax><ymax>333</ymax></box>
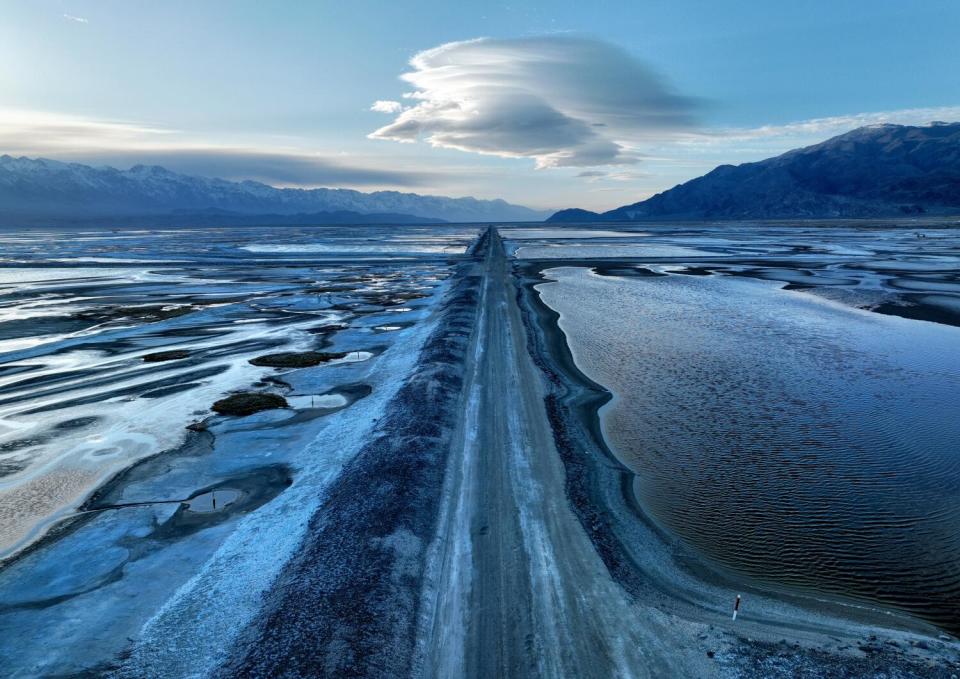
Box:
<box><xmin>370</xmin><ymin>100</ymin><xmax>403</xmax><ymax>114</ymax></box>
<box><xmin>679</xmin><ymin>106</ymin><xmax>960</xmax><ymax>148</ymax></box>
<box><xmin>0</xmin><ymin>109</ymin><xmax>174</xmax><ymax>153</ymax></box>
<box><xmin>369</xmin><ymin>36</ymin><xmax>698</xmax><ymax>168</ymax></box>
<box><xmin>63</xmin><ymin>14</ymin><xmax>88</xmax><ymax>24</ymax></box>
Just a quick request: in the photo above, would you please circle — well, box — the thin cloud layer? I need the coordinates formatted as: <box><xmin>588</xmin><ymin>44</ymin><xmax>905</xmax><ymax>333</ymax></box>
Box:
<box><xmin>645</xmin><ymin>105</ymin><xmax>960</xmax><ymax>168</ymax></box>
<box><xmin>0</xmin><ymin>108</ymin><xmax>434</xmax><ymax>188</ymax></box>
<box><xmin>0</xmin><ymin>109</ymin><xmax>175</xmax><ymax>153</ymax></box>
<box><xmin>701</xmin><ymin>106</ymin><xmax>960</xmax><ymax>144</ymax></box>
<box><xmin>86</xmin><ymin>149</ymin><xmax>438</xmax><ymax>188</ymax></box>
<box><xmin>369</xmin><ymin>36</ymin><xmax>698</xmax><ymax>168</ymax></box>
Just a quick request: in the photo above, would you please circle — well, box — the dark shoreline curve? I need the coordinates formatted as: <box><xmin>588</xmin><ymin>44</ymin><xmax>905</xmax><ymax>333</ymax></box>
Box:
<box><xmin>510</xmin><ymin>258</ymin><xmax>960</xmax><ymax>674</ymax></box>
<box><xmin>513</xmin><ymin>260</ymin><xmax>770</xmax><ymax>603</ymax></box>
<box><xmin>217</xmin><ymin>229</ymin><xmax>491</xmax><ymax>678</ymax></box>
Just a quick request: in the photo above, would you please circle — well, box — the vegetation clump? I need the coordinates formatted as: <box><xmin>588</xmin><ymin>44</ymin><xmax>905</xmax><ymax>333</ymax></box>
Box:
<box><xmin>211</xmin><ymin>392</ymin><xmax>288</xmax><ymax>416</ymax></box>
<box><xmin>249</xmin><ymin>351</ymin><xmax>347</xmax><ymax>368</ymax></box>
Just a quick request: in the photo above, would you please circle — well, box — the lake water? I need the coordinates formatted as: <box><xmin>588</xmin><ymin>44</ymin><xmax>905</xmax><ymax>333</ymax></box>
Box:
<box><xmin>528</xmin><ymin>223</ymin><xmax>960</xmax><ymax>633</ymax></box>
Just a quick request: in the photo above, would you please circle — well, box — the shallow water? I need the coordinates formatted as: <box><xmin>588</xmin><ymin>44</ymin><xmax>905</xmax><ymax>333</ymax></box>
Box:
<box><xmin>532</xmin><ymin>225</ymin><xmax>960</xmax><ymax>633</ymax></box>
<box><xmin>0</xmin><ymin>224</ymin><xmax>474</xmax><ymax>558</ymax></box>
<box><xmin>0</xmin><ymin>223</ymin><xmax>473</xmax><ymax>676</ymax></box>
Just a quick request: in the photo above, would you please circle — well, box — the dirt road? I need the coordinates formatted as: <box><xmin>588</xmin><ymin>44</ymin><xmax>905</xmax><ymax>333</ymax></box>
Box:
<box><xmin>414</xmin><ymin>229</ymin><xmax>705</xmax><ymax>678</ymax></box>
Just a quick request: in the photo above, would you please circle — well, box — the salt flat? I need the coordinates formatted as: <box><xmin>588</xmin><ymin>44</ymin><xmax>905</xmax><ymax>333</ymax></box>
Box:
<box><xmin>0</xmin><ymin>222</ymin><xmax>958</xmax><ymax>678</ymax></box>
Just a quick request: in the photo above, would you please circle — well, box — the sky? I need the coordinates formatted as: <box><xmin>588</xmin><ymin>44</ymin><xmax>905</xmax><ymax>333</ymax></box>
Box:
<box><xmin>2</xmin><ymin>0</ymin><xmax>959</xmax><ymax>211</ymax></box>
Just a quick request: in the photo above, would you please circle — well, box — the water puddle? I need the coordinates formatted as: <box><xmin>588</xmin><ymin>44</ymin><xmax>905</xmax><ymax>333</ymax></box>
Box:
<box><xmin>184</xmin><ymin>488</ymin><xmax>242</xmax><ymax>513</ymax></box>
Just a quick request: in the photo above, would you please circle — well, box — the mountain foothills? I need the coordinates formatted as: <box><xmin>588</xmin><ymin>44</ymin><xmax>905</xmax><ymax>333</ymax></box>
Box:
<box><xmin>0</xmin><ymin>155</ymin><xmax>549</xmax><ymax>225</ymax></box>
<box><xmin>550</xmin><ymin>122</ymin><xmax>960</xmax><ymax>221</ymax></box>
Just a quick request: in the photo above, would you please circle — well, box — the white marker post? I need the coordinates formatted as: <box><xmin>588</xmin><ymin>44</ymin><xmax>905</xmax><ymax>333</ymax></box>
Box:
<box><xmin>732</xmin><ymin>594</ymin><xmax>741</xmax><ymax>621</ymax></box>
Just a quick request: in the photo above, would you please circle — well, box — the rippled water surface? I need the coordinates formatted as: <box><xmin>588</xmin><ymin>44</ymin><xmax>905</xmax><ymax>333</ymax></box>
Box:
<box><xmin>527</xmin><ymin>223</ymin><xmax>960</xmax><ymax>632</ymax></box>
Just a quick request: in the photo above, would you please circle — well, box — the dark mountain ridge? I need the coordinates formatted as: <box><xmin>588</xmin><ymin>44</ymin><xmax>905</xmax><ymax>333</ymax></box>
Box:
<box><xmin>549</xmin><ymin>122</ymin><xmax>960</xmax><ymax>222</ymax></box>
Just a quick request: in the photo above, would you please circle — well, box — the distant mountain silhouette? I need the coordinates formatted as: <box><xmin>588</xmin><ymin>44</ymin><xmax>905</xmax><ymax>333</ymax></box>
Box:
<box><xmin>549</xmin><ymin>122</ymin><xmax>960</xmax><ymax>221</ymax></box>
<box><xmin>0</xmin><ymin>155</ymin><xmax>549</xmax><ymax>225</ymax></box>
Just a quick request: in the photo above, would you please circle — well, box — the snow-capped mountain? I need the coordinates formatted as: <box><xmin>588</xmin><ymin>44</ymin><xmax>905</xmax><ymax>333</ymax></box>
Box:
<box><xmin>0</xmin><ymin>156</ymin><xmax>549</xmax><ymax>223</ymax></box>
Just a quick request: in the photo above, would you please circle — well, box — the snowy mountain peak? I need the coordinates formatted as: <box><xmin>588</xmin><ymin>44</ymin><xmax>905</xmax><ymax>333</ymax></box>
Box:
<box><xmin>0</xmin><ymin>156</ymin><xmax>550</xmax><ymax>223</ymax></box>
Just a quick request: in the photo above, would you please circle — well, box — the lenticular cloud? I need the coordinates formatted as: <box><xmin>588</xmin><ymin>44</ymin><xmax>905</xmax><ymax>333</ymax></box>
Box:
<box><xmin>369</xmin><ymin>36</ymin><xmax>698</xmax><ymax>168</ymax></box>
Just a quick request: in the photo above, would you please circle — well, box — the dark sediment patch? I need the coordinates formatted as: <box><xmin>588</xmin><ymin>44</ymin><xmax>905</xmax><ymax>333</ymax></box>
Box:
<box><xmin>512</xmin><ymin>260</ymin><xmax>647</xmax><ymax>595</ymax></box>
<box><xmin>0</xmin><ymin>363</ymin><xmax>41</xmax><ymax>377</ymax></box>
<box><xmin>672</xmin><ymin>266</ymin><xmax>716</xmax><ymax>276</ymax></box>
<box><xmin>219</xmin><ymin>228</ymin><xmax>490</xmax><ymax>678</ymax></box>
<box><xmin>871</xmin><ymin>296</ymin><xmax>960</xmax><ymax>327</ymax></box>
<box><xmin>142</xmin><ymin>350</ymin><xmax>190</xmax><ymax>362</ymax></box>
<box><xmin>248</xmin><ymin>351</ymin><xmax>347</xmax><ymax>368</ymax></box>
<box><xmin>0</xmin><ymin>363</ymin><xmax>129</xmax><ymax>395</ymax></box>
<box><xmin>0</xmin><ymin>459</ymin><xmax>29</xmax><ymax>477</ymax></box>
<box><xmin>307</xmin><ymin>322</ymin><xmax>349</xmax><ymax>335</ymax></box>
<box><xmin>72</xmin><ymin>304</ymin><xmax>196</xmax><ymax>324</ymax></box>
<box><xmin>0</xmin><ymin>316</ymin><xmax>92</xmax><ymax>341</ymax></box>
<box><xmin>141</xmin><ymin>382</ymin><xmax>202</xmax><ymax>399</ymax></box>
<box><xmin>53</xmin><ymin>416</ymin><xmax>101</xmax><ymax>431</ymax></box>
<box><xmin>190</xmin><ymin>337</ymin><xmax>288</xmax><ymax>361</ymax></box>
<box><xmin>593</xmin><ymin>265</ymin><xmax>666</xmax><ymax>277</ymax></box>
<box><xmin>211</xmin><ymin>392</ymin><xmax>288</xmax><ymax>416</ymax></box>
<box><xmin>138</xmin><ymin>326</ymin><xmax>222</xmax><ymax>339</ymax></box>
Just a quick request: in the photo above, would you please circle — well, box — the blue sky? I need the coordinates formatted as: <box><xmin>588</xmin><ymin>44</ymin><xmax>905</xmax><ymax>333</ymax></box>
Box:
<box><xmin>2</xmin><ymin>0</ymin><xmax>959</xmax><ymax>210</ymax></box>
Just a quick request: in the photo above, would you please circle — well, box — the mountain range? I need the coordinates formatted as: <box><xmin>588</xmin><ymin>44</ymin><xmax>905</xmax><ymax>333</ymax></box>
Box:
<box><xmin>0</xmin><ymin>155</ymin><xmax>549</xmax><ymax>225</ymax></box>
<box><xmin>550</xmin><ymin>122</ymin><xmax>960</xmax><ymax>221</ymax></box>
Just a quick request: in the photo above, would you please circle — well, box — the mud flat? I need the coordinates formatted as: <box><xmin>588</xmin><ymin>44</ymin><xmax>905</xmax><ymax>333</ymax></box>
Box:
<box><xmin>0</xmin><ymin>224</ymin><xmax>473</xmax><ymax>677</ymax></box>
